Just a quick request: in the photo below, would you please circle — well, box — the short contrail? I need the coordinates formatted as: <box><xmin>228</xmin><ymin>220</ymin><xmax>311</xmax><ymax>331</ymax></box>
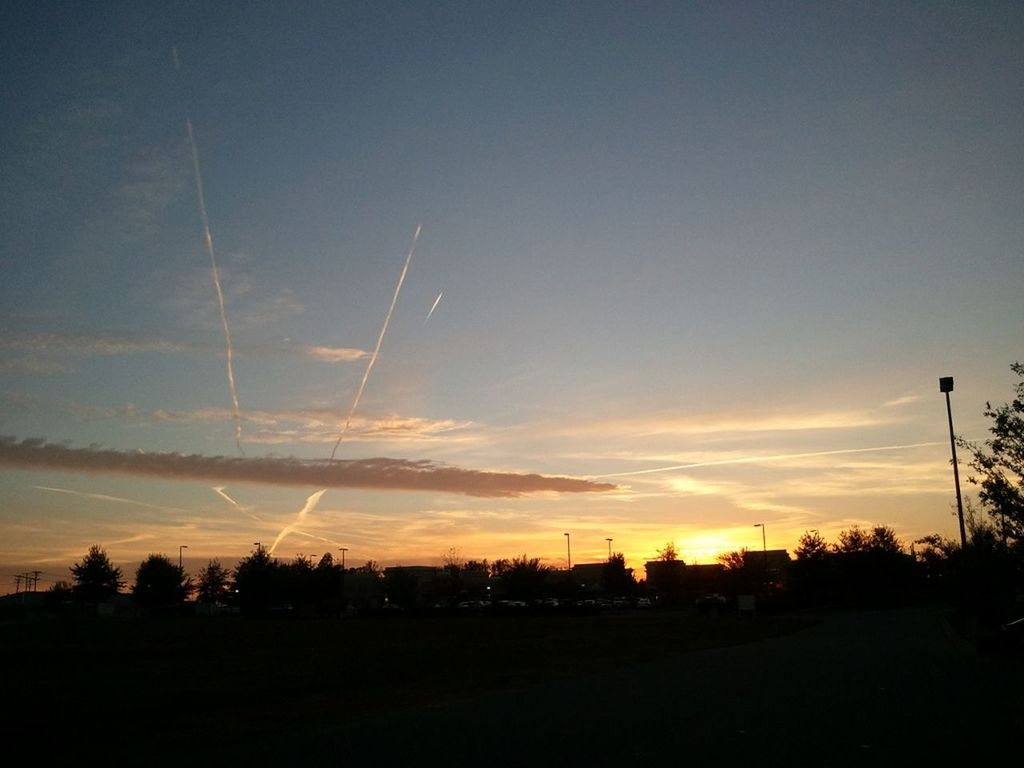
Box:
<box><xmin>425</xmin><ymin>290</ymin><xmax>443</xmax><ymax>323</ymax></box>
<box><xmin>211</xmin><ymin>485</ymin><xmax>262</xmax><ymax>521</ymax></box>
<box><xmin>330</xmin><ymin>224</ymin><xmax>421</xmax><ymax>460</ymax></box>
<box><xmin>186</xmin><ymin>118</ymin><xmax>244</xmax><ymax>455</ymax></box>
<box><xmin>268</xmin><ymin>488</ymin><xmax>328</xmax><ymax>556</ymax></box>
<box><xmin>591</xmin><ymin>441</ymin><xmax>947</xmax><ymax>479</ymax></box>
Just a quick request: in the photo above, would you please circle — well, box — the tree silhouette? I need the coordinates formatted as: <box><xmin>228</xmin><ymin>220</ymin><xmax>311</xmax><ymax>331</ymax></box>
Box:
<box><xmin>70</xmin><ymin>545</ymin><xmax>123</xmax><ymax>603</ymax></box>
<box><xmin>962</xmin><ymin>362</ymin><xmax>1024</xmax><ymax>545</ymax></box>
<box><xmin>44</xmin><ymin>580</ymin><xmax>73</xmax><ymax>609</ymax></box>
<box><xmin>867</xmin><ymin>525</ymin><xmax>903</xmax><ymax>554</ymax></box>
<box><xmin>835</xmin><ymin>525</ymin><xmax>869</xmax><ymax>553</ymax></box>
<box><xmin>133</xmin><ymin>554</ymin><xmax>191</xmax><ymax>611</ymax></box>
<box><xmin>657</xmin><ymin>542</ymin><xmax>679</xmax><ymax>561</ymax></box>
<box><xmin>492</xmin><ymin>555</ymin><xmax>550</xmax><ymax>601</ymax></box>
<box><xmin>794</xmin><ymin>531</ymin><xmax>828</xmax><ymax>561</ymax></box>
<box><xmin>197</xmin><ymin>559</ymin><xmax>232</xmax><ymax>603</ymax></box>
<box><xmin>602</xmin><ymin>553</ymin><xmax>636</xmax><ymax>596</ymax></box>
<box><xmin>233</xmin><ymin>546</ymin><xmax>282</xmax><ymax>615</ymax></box>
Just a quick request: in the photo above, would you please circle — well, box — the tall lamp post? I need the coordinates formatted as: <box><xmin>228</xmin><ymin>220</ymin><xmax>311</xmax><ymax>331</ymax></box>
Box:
<box><xmin>338</xmin><ymin>547</ymin><xmax>348</xmax><ymax>569</ymax></box>
<box><xmin>606</xmin><ymin>538</ymin><xmax>613</xmax><ymax>559</ymax></box>
<box><xmin>754</xmin><ymin>523</ymin><xmax>768</xmax><ymax>570</ymax></box>
<box><xmin>178</xmin><ymin>544</ymin><xmax>188</xmax><ymax>571</ymax></box>
<box><xmin>940</xmin><ymin>376</ymin><xmax>967</xmax><ymax>549</ymax></box>
<box><xmin>564</xmin><ymin>532</ymin><xmax>571</xmax><ymax>570</ymax></box>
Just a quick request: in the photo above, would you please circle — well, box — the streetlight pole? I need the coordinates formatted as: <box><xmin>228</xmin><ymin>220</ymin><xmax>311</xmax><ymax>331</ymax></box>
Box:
<box><xmin>940</xmin><ymin>376</ymin><xmax>967</xmax><ymax>549</ymax></box>
<box><xmin>606</xmin><ymin>538</ymin><xmax>613</xmax><ymax>560</ymax></box>
<box><xmin>339</xmin><ymin>547</ymin><xmax>348</xmax><ymax>569</ymax></box>
<box><xmin>253</xmin><ymin>542</ymin><xmax>262</xmax><ymax>555</ymax></box>
<box><xmin>179</xmin><ymin>544</ymin><xmax>188</xmax><ymax>572</ymax></box>
<box><xmin>754</xmin><ymin>523</ymin><xmax>767</xmax><ymax>570</ymax></box>
<box><xmin>564</xmin><ymin>532</ymin><xmax>571</xmax><ymax>570</ymax></box>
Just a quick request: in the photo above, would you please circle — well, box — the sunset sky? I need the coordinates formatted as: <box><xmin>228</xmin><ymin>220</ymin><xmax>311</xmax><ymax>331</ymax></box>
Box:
<box><xmin>2</xmin><ymin>2</ymin><xmax>1022</xmax><ymax>589</ymax></box>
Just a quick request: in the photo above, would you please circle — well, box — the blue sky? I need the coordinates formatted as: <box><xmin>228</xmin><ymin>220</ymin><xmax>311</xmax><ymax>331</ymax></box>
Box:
<box><xmin>2</xmin><ymin>2</ymin><xmax>1022</xmax><ymax>584</ymax></box>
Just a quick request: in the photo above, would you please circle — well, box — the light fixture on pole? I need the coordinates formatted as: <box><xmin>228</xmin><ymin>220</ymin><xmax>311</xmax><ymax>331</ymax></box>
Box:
<box><xmin>339</xmin><ymin>547</ymin><xmax>348</xmax><ymax>569</ymax></box>
<box><xmin>754</xmin><ymin>523</ymin><xmax>768</xmax><ymax>570</ymax></box>
<box><xmin>939</xmin><ymin>376</ymin><xmax>967</xmax><ymax>549</ymax></box>
<box><xmin>564</xmin><ymin>532</ymin><xmax>571</xmax><ymax>570</ymax></box>
<box><xmin>253</xmin><ymin>541</ymin><xmax>262</xmax><ymax>554</ymax></box>
<box><xmin>178</xmin><ymin>544</ymin><xmax>188</xmax><ymax>571</ymax></box>
<box><xmin>606</xmin><ymin>538</ymin><xmax>613</xmax><ymax>559</ymax></box>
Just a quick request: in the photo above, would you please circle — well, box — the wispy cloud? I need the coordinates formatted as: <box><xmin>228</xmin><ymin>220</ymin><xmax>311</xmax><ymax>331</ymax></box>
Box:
<box><xmin>0</xmin><ymin>331</ymin><xmax>188</xmax><ymax>357</ymax></box>
<box><xmin>0</xmin><ymin>357</ymin><xmax>71</xmax><ymax>375</ymax></box>
<box><xmin>559</xmin><ymin>408</ymin><xmax>899</xmax><ymax>440</ymax></box>
<box><xmin>883</xmin><ymin>393</ymin><xmax>923</xmax><ymax>408</ymax></box>
<box><xmin>591</xmin><ymin>441</ymin><xmax>945</xmax><ymax>478</ymax></box>
<box><xmin>0</xmin><ymin>436</ymin><xmax>616</xmax><ymax>497</ymax></box>
<box><xmin>145</xmin><ymin>406</ymin><xmax>475</xmax><ymax>445</ymax></box>
<box><xmin>303</xmin><ymin>345</ymin><xmax>370</xmax><ymax>363</ymax></box>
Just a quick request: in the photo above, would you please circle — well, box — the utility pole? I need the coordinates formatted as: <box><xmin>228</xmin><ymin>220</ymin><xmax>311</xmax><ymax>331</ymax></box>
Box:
<box><xmin>939</xmin><ymin>377</ymin><xmax>967</xmax><ymax>549</ymax></box>
<box><xmin>754</xmin><ymin>523</ymin><xmax>768</xmax><ymax>571</ymax></box>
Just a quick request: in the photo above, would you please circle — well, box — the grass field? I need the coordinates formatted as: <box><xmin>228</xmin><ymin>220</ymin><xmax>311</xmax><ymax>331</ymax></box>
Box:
<box><xmin>3</xmin><ymin>608</ymin><xmax>816</xmax><ymax>755</ymax></box>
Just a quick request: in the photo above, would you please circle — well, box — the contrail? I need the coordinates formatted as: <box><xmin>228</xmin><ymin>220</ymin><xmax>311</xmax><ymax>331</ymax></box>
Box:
<box><xmin>174</xmin><ymin>46</ymin><xmax>243</xmax><ymax>454</ymax></box>
<box><xmin>330</xmin><ymin>224</ymin><xmax>421</xmax><ymax>460</ymax></box>
<box><xmin>211</xmin><ymin>485</ymin><xmax>262</xmax><ymax>521</ymax></box>
<box><xmin>268</xmin><ymin>488</ymin><xmax>327</xmax><ymax>556</ymax></box>
<box><xmin>591</xmin><ymin>441</ymin><xmax>948</xmax><ymax>479</ymax></box>
<box><xmin>34</xmin><ymin>485</ymin><xmax>193</xmax><ymax>514</ymax></box>
<box><xmin>425</xmin><ymin>290</ymin><xmax>443</xmax><ymax>323</ymax></box>
<box><xmin>186</xmin><ymin>118</ymin><xmax>244</xmax><ymax>455</ymax></box>
<box><xmin>212</xmin><ymin>485</ymin><xmax>239</xmax><ymax>506</ymax></box>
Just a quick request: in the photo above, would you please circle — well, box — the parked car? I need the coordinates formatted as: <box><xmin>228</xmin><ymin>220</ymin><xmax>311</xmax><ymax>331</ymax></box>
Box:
<box><xmin>695</xmin><ymin>593</ymin><xmax>727</xmax><ymax>614</ymax></box>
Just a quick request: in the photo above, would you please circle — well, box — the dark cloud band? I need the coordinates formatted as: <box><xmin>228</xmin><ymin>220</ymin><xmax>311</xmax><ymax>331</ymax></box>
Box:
<box><xmin>0</xmin><ymin>437</ymin><xmax>615</xmax><ymax>498</ymax></box>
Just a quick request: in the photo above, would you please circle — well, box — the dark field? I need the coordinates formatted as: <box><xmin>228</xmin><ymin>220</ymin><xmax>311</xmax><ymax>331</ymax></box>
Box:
<box><xmin>3</xmin><ymin>608</ymin><xmax>814</xmax><ymax>755</ymax></box>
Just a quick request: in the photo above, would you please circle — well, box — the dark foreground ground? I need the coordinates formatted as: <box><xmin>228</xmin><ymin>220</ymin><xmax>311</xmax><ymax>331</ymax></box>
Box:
<box><xmin>5</xmin><ymin>605</ymin><xmax>1021</xmax><ymax>764</ymax></box>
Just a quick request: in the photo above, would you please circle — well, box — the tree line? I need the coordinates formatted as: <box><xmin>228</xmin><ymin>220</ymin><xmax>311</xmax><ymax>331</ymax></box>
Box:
<box><xmin>33</xmin><ymin>363</ymin><xmax>1024</xmax><ymax>626</ymax></box>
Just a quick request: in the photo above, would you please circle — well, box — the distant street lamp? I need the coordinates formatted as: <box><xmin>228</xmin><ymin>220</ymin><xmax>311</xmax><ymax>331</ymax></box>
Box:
<box><xmin>178</xmin><ymin>544</ymin><xmax>188</xmax><ymax>571</ymax></box>
<box><xmin>939</xmin><ymin>376</ymin><xmax>967</xmax><ymax>549</ymax></box>
<box><xmin>754</xmin><ymin>523</ymin><xmax>768</xmax><ymax>570</ymax></box>
<box><xmin>606</xmin><ymin>538</ymin><xmax>613</xmax><ymax>559</ymax></box>
<box><xmin>253</xmin><ymin>542</ymin><xmax>262</xmax><ymax>554</ymax></box>
<box><xmin>339</xmin><ymin>547</ymin><xmax>348</xmax><ymax>569</ymax></box>
<box><xmin>564</xmin><ymin>532</ymin><xmax>571</xmax><ymax>570</ymax></box>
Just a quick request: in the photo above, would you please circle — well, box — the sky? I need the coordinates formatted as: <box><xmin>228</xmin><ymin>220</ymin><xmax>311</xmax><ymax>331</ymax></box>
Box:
<box><xmin>1</xmin><ymin>1</ymin><xmax>1022</xmax><ymax>589</ymax></box>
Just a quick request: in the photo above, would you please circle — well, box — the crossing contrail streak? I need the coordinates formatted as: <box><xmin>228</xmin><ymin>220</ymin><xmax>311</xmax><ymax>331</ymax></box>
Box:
<box><xmin>330</xmin><ymin>224</ymin><xmax>421</xmax><ymax>460</ymax></box>
<box><xmin>211</xmin><ymin>486</ymin><xmax>262</xmax><ymax>521</ymax></box>
<box><xmin>268</xmin><ymin>488</ymin><xmax>328</xmax><ymax>556</ymax></box>
<box><xmin>590</xmin><ymin>441</ymin><xmax>947</xmax><ymax>479</ymax></box>
<box><xmin>425</xmin><ymin>290</ymin><xmax>443</xmax><ymax>323</ymax></box>
<box><xmin>186</xmin><ymin>117</ymin><xmax>244</xmax><ymax>455</ymax></box>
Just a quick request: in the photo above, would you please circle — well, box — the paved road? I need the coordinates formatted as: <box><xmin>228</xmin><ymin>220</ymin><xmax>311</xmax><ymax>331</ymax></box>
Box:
<box><xmin>220</xmin><ymin>606</ymin><xmax>1023</xmax><ymax>765</ymax></box>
